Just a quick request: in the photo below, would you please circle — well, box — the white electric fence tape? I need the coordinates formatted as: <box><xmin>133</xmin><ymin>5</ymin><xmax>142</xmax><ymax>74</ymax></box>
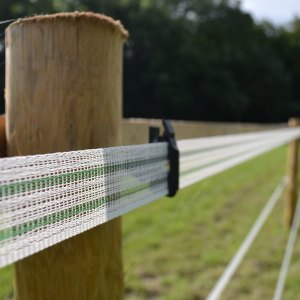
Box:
<box><xmin>1</xmin><ymin>127</ymin><xmax>300</xmax><ymax>268</ymax></box>
<box><xmin>179</xmin><ymin>128</ymin><xmax>300</xmax><ymax>188</ymax></box>
<box><xmin>0</xmin><ymin>143</ymin><xmax>169</xmax><ymax>268</ymax></box>
<box><xmin>273</xmin><ymin>194</ymin><xmax>300</xmax><ymax>300</ymax></box>
<box><xmin>206</xmin><ymin>177</ymin><xmax>287</xmax><ymax>300</ymax></box>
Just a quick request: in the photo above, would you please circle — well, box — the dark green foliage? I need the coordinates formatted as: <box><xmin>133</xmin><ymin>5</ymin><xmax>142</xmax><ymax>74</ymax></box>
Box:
<box><xmin>0</xmin><ymin>0</ymin><xmax>300</xmax><ymax>122</ymax></box>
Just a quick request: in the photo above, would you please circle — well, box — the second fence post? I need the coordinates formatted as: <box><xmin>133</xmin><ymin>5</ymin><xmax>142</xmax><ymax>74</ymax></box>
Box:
<box><xmin>286</xmin><ymin>118</ymin><xmax>300</xmax><ymax>228</ymax></box>
<box><xmin>5</xmin><ymin>13</ymin><xmax>128</xmax><ymax>299</ymax></box>
<box><xmin>0</xmin><ymin>115</ymin><xmax>5</xmax><ymax>157</ymax></box>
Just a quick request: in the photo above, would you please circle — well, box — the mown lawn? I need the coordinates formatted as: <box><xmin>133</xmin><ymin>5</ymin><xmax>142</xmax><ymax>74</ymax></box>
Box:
<box><xmin>123</xmin><ymin>146</ymin><xmax>300</xmax><ymax>300</ymax></box>
<box><xmin>0</xmin><ymin>146</ymin><xmax>299</xmax><ymax>299</ymax></box>
<box><xmin>0</xmin><ymin>265</ymin><xmax>13</xmax><ymax>300</ymax></box>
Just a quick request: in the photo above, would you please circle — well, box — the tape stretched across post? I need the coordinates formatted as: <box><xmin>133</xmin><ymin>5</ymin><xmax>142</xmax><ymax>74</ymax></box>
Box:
<box><xmin>1</xmin><ymin>126</ymin><xmax>300</xmax><ymax>268</ymax></box>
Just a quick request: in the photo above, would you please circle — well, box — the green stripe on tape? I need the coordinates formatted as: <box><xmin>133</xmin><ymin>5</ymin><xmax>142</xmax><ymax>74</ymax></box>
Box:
<box><xmin>0</xmin><ymin>156</ymin><xmax>166</xmax><ymax>197</ymax></box>
<box><xmin>0</xmin><ymin>177</ymin><xmax>166</xmax><ymax>242</ymax></box>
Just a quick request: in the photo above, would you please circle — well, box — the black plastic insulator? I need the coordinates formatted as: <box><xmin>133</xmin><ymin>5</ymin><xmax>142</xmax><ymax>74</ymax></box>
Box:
<box><xmin>149</xmin><ymin>120</ymin><xmax>179</xmax><ymax>197</ymax></box>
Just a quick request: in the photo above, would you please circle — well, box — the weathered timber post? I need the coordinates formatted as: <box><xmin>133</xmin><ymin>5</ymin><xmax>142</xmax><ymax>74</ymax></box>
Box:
<box><xmin>286</xmin><ymin>118</ymin><xmax>300</xmax><ymax>228</ymax></box>
<box><xmin>5</xmin><ymin>12</ymin><xmax>128</xmax><ymax>299</ymax></box>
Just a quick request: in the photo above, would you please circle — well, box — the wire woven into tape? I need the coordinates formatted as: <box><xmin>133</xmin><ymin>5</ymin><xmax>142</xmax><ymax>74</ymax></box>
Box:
<box><xmin>0</xmin><ymin>143</ymin><xmax>168</xmax><ymax>267</ymax></box>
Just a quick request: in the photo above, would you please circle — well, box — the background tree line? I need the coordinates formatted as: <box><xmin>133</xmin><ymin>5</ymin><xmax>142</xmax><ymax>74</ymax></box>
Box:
<box><xmin>0</xmin><ymin>0</ymin><xmax>300</xmax><ymax>122</ymax></box>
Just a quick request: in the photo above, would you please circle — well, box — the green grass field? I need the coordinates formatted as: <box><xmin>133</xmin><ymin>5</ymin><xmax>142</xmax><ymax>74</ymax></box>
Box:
<box><xmin>1</xmin><ymin>146</ymin><xmax>299</xmax><ymax>299</ymax></box>
<box><xmin>123</xmin><ymin>146</ymin><xmax>299</xmax><ymax>300</ymax></box>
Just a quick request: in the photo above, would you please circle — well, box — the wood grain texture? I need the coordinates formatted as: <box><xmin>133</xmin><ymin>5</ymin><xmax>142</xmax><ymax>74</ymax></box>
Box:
<box><xmin>5</xmin><ymin>12</ymin><xmax>126</xmax><ymax>300</ymax></box>
<box><xmin>285</xmin><ymin>118</ymin><xmax>300</xmax><ymax>228</ymax></box>
<box><xmin>0</xmin><ymin>115</ymin><xmax>6</xmax><ymax>157</ymax></box>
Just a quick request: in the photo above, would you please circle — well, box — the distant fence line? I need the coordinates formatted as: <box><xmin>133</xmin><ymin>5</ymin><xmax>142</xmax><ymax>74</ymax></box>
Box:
<box><xmin>122</xmin><ymin>118</ymin><xmax>284</xmax><ymax>145</ymax></box>
<box><xmin>0</xmin><ymin>115</ymin><xmax>283</xmax><ymax>149</ymax></box>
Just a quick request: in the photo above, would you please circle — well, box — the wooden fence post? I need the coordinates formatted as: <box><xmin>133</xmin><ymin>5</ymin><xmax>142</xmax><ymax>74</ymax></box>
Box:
<box><xmin>5</xmin><ymin>13</ymin><xmax>128</xmax><ymax>299</ymax></box>
<box><xmin>286</xmin><ymin>118</ymin><xmax>300</xmax><ymax>228</ymax></box>
<box><xmin>0</xmin><ymin>115</ymin><xmax>6</xmax><ymax>157</ymax></box>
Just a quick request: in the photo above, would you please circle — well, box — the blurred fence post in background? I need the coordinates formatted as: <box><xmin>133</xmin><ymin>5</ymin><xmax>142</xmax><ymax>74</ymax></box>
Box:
<box><xmin>0</xmin><ymin>115</ymin><xmax>5</xmax><ymax>157</ymax></box>
<box><xmin>286</xmin><ymin>118</ymin><xmax>300</xmax><ymax>228</ymax></box>
<box><xmin>5</xmin><ymin>13</ymin><xmax>127</xmax><ymax>299</ymax></box>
